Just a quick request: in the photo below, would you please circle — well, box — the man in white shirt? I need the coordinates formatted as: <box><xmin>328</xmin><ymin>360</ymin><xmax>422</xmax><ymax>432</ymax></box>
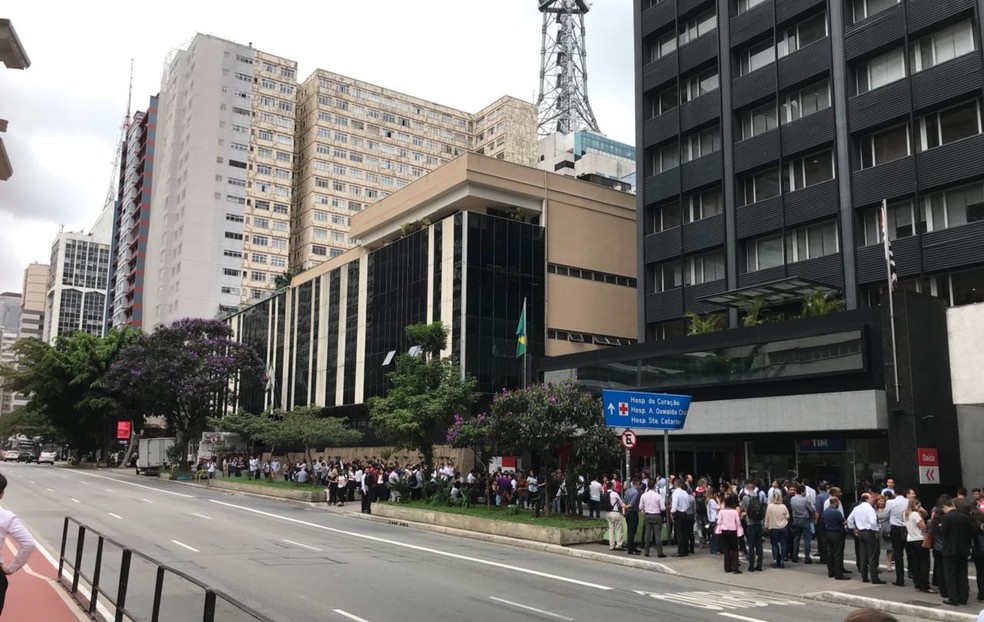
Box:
<box><xmin>670</xmin><ymin>481</ymin><xmax>694</xmax><ymax>557</ymax></box>
<box><xmin>639</xmin><ymin>485</ymin><xmax>666</xmax><ymax>558</ymax></box>
<box><xmin>849</xmin><ymin>493</ymin><xmax>884</xmax><ymax>584</ymax></box>
<box><xmin>884</xmin><ymin>490</ymin><xmax>909</xmax><ymax>586</ymax></box>
<box><xmin>0</xmin><ymin>473</ymin><xmax>37</xmax><ymax>615</ymax></box>
<box><xmin>606</xmin><ymin>487</ymin><xmax>625</xmax><ymax>551</ymax></box>
<box><xmin>588</xmin><ymin>477</ymin><xmax>603</xmax><ymax>519</ymax></box>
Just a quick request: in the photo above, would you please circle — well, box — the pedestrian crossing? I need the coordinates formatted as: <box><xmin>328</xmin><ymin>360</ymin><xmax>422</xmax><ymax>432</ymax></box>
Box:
<box><xmin>633</xmin><ymin>590</ymin><xmax>804</xmax><ymax>611</ymax></box>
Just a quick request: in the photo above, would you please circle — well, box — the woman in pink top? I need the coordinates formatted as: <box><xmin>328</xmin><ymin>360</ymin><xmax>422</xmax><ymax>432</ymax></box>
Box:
<box><xmin>715</xmin><ymin>494</ymin><xmax>744</xmax><ymax>574</ymax></box>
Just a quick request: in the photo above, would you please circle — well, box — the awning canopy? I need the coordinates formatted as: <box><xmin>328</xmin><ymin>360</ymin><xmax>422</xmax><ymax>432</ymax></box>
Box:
<box><xmin>697</xmin><ymin>276</ymin><xmax>839</xmax><ymax>307</ymax></box>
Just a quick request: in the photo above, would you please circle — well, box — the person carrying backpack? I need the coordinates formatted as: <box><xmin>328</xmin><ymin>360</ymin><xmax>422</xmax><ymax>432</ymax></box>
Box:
<box><xmin>740</xmin><ymin>481</ymin><xmax>767</xmax><ymax>571</ymax></box>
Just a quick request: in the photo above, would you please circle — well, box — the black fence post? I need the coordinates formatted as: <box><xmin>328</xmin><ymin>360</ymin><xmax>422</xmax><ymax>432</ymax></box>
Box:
<box><xmin>71</xmin><ymin>524</ymin><xmax>85</xmax><ymax>594</ymax></box>
<box><xmin>58</xmin><ymin>517</ymin><xmax>69</xmax><ymax>578</ymax></box>
<box><xmin>88</xmin><ymin>536</ymin><xmax>104</xmax><ymax>615</ymax></box>
<box><xmin>115</xmin><ymin>549</ymin><xmax>131</xmax><ymax>622</ymax></box>
<box><xmin>151</xmin><ymin>567</ymin><xmax>165</xmax><ymax>622</ymax></box>
<box><xmin>203</xmin><ymin>590</ymin><xmax>216</xmax><ymax>622</ymax></box>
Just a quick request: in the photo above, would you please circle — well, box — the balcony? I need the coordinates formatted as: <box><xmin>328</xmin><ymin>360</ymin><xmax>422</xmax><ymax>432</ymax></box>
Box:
<box><xmin>644</xmin><ymin>168</ymin><xmax>681</xmax><ymax>204</ymax></box>
<box><xmin>922</xmin><ymin>220</ymin><xmax>984</xmax><ymax>273</ymax></box>
<box><xmin>731</xmin><ymin>3</ymin><xmax>774</xmax><ymax>49</ymax></box>
<box><xmin>777</xmin><ymin>38</ymin><xmax>831</xmax><ymax>90</ymax></box>
<box><xmin>679</xmin><ymin>31</ymin><xmax>719</xmax><ymax>75</ymax></box>
<box><xmin>851</xmin><ymin>156</ymin><xmax>916</xmax><ymax>207</ymax></box>
<box><xmin>844</xmin><ymin>2</ymin><xmax>905</xmax><ymax>62</ymax></box>
<box><xmin>681</xmin><ymin>151</ymin><xmax>723</xmax><ymax>193</ymax></box>
<box><xmin>643</xmin><ymin>110</ymin><xmax>680</xmax><ymax>148</ymax></box>
<box><xmin>907</xmin><ymin>0</ymin><xmax>975</xmax><ymax>36</ymax></box>
<box><xmin>734</xmin><ymin>130</ymin><xmax>780</xmax><ymax>175</ymax></box>
<box><xmin>679</xmin><ymin>90</ymin><xmax>721</xmax><ymax>133</ymax></box>
<box><xmin>847</xmin><ymin>78</ymin><xmax>910</xmax><ymax>134</ymax></box>
<box><xmin>644</xmin><ymin>227</ymin><xmax>683</xmax><ymax>264</ymax></box>
<box><xmin>783</xmin><ymin>179</ymin><xmax>839</xmax><ymax>228</ymax></box>
<box><xmin>916</xmin><ymin>133</ymin><xmax>984</xmax><ymax>192</ymax></box>
<box><xmin>736</xmin><ymin>195</ymin><xmax>783</xmax><ymax>239</ymax></box>
<box><xmin>641</xmin><ymin>0</ymin><xmax>675</xmax><ymax>38</ymax></box>
<box><xmin>782</xmin><ymin>107</ymin><xmax>835</xmax><ymax>157</ymax></box>
<box><xmin>646</xmin><ymin>288</ymin><xmax>684</xmax><ymax>324</ymax></box>
<box><xmin>683</xmin><ymin>213</ymin><xmax>725</xmax><ymax>254</ymax></box>
<box><xmin>910</xmin><ymin>53</ymin><xmax>983</xmax><ymax>113</ymax></box>
<box><xmin>732</xmin><ymin>66</ymin><xmax>778</xmax><ymax>110</ymax></box>
<box><xmin>643</xmin><ymin>52</ymin><xmax>679</xmax><ymax>92</ymax></box>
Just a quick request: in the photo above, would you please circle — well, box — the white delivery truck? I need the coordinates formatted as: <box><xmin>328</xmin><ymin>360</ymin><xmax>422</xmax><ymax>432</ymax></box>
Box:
<box><xmin>135</xmin><ymin>437</ymin><xmax>175</xmax><ymax>475</ymax></box>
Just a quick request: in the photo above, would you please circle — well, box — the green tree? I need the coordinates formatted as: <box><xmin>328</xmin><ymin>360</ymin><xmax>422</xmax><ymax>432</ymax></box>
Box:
<box><xmin>1</xmin><ymin>329</ymin><xmax>141</xmax><ymax>456</ymax></box>
<box><xmin>683</xmin><ymin>311</ymin><xmax>725</xmax><ymax>335</ymax></box>
<box><xmin>273</xmin><ymin>406</ymin><xmax>362</xmax><ymax>466</ymax></box>
<box><xmin>739</xmin><ymin>295</ymin><xmax>768</xmax><ymax>327</ymax></box>
<box><xmin>273</xmin><ymin>268</ymin><xmax>302</xmax><ymax>290</ymax></box>
<box><xmin>0</xmin><ymin>409</ymin><xmax>58</xmax><ymax>443</ymax></box>
<box><xmin>210</xmin><ymin>410</ymin><xmax>277</xmax><ymax>455</ymax></box>
<box><xmin>801</xmin><ymin>289</ymin><xmax>845</xmax><ymax>317</ymax></box>
<box><xmin>367</xmin><ymin>322</ymin><xmax>478</xmax><ymax>471</ymax></box>
<box><xmin>106</xmin><ymin>318</ymin><xmax>264</xmax><ymax>460</ymax></box>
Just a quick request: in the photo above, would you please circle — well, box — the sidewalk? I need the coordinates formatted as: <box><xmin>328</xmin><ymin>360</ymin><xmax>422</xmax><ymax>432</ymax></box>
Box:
<box><xmin>4</xmin><ymin>540</ymin><xmax>88</xmax><ymax>621</ymax></box>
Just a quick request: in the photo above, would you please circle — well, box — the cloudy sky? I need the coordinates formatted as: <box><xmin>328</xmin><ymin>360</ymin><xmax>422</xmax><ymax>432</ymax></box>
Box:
<box><xmin>0</xmin><ymin>1</ymin><xmax>633</xmax><ymax>294</ymax></box>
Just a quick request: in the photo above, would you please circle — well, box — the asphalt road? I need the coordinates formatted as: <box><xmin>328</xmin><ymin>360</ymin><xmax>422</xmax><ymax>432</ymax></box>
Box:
<box><xmin>0</xmin><ymin>463</ymin><xmax>924</xmax><ymax>622</ymax></box>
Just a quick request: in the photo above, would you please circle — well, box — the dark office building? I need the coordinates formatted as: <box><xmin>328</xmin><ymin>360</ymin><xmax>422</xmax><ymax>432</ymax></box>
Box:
<box><xmin>636</xmin><ymin>0</ymin><xmax>984</xmax><ymax>340</ymax></box>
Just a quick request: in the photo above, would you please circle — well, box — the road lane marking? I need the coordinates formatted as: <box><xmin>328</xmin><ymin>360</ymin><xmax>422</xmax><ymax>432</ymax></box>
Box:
<box><xmin>334</xmin><ymin>610</ymin><xmax>371</xmax><ymax>622</ymax></box>
<box><xmin>488</xmin><ymin>596</ymin><xmax>574</xmax><ymax>620</ymax></box>
<box><xmin>140</xmin><ymin>498</ymin><xmax>154</xmax><ymax>504</ymax></box>
<box><xmin>70</xmin><ymin>498</ymin><xmax>80</xmax><ymax>504</ymax></box>
<box><xmin>46</xmin><ymin>488</ymin><xmax>54</xmax><ymax>492</ymax></box>
<box><xmin>719</xmin><ymin>614</ymin><xmax>767</xmax><ymax>622</ymax></box>
<box><xmin>78</xmin><ymin>472</ymin><xmax>193</xmax><ymax>498</ymax></box>
<box><xmin>29</xmin><ymin>481</ymin><xmax>35</xmax><ymax>484</ymax></box>
<box><xmin>170</xmin><ymin>540</ymin><xmax>200</xmax><ymax>553</ymax></box>
<box><xmin>209</xmin><ymin>499</ymin><xmax>613</xmax><ymax>591</ymax></box>
<box><xmin>191</xmin><ymin>512</ymin><xmax>212</xmax><ymax>520</ymax></box>
<box><xmin>108</xmin><ymin>513</ymin><xmax>123</xmax><ymax>520</ymax></box>
<box><xmin>282</xmin><ymin>538</ymin><xmax>323</xmax><ymax>552</ymax></box>
<box><xmin>104</xmin><ymin>488</ymin><xmax>115</xmax><ymax>493</ymax></box>
<box><xmin>635</xmin><ymin>590</ymin><xmax>803</xmax><ymax>611</ymax></box>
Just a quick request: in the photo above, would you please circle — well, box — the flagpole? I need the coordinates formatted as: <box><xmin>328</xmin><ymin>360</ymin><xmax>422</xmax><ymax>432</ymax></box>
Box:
<box><xmin>522</xmin><ymin>297</ymin><xmax>528</xmax><ymax>390</ymax></box>
<box><xmin>881</xmin><ymin>199</ymin><xmax>901</xmax><ymax>403</ymax></box>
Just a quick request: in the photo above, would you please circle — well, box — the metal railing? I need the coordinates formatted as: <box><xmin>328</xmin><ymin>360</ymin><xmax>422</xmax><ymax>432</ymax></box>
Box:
<box><xmin>58</xmin><ymin>517</ymin><xmax>273</xmax><ymax>622</ymax></box>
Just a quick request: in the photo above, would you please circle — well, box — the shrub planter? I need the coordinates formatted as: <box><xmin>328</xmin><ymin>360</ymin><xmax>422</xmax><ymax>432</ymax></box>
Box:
<box><xmin>373</xmin><ymin>503</ymin><xmax>607</xmax><ymax>546</ymax></box>
<box><xmin>170</xmin><ymin>477</ymin><xmax>327</xmax><ymax>502</ymax></box>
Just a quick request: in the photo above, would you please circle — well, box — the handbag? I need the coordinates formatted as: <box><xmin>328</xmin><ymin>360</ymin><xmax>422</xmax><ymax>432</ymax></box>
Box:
<box><xmin>921</xmin><ymin>530</ymin><xmax>933</xmax><ymax>549</ymax></box>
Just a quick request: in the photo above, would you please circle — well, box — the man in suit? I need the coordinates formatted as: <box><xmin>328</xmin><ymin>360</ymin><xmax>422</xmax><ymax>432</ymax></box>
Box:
<box><xmin>940</xmin><ymin>498</ymin><xmax>974</xmax><ymax>606</ymax></box>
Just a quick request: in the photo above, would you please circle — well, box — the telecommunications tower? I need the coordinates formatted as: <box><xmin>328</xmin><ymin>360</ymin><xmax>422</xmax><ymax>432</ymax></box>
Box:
<box><xmin>536</xmin><ymin>0</ymin><xmax>600</xmax><ymax>135</ymax></box>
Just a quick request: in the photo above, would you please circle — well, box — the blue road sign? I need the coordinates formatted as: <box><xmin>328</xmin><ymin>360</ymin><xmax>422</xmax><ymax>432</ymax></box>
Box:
<box><xmin>602</xmin><ymin>389</ymin><xmax>691</xmax><ymax>430</ymax></box>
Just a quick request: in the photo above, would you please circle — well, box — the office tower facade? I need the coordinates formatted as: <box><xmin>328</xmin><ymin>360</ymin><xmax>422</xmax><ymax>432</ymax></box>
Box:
<box><xmin>108</xmin><ymin>97</ymin><xmax>158</xmax><ymax>330</ymax></box>
<box><xmin>18</xmin><ymin>263</ymin><xmax>46</xmax><ymax>340</ymax></box>
<box><xmin>290</xmin><ymin>71</ymin><xmax>537</xmax><ymax>271</ymax></box>
<box><xmin>43</xmin><ymin>231</ymin><xmax>111</xmax><ymax>342</ymax></box>
<box><xmin>636</xmin><ymin>0</ymin><xmax>984</xmax><ymax>340</ymax></box>
<box><xmin>537</xmin><ymin>129</ymin><xmax>637</xmax><ymax>190</ymax></box>
<box><xmin>144</xmin><ymin>35</ymin><xmax>298</xmax><ymax>326</ymax></box>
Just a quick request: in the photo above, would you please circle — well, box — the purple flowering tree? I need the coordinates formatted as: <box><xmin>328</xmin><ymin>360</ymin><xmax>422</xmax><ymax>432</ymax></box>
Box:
<box><xmin>107</xmin><ymin>318</ymin><xmax>264</xmax><ymax>462</ymax></box>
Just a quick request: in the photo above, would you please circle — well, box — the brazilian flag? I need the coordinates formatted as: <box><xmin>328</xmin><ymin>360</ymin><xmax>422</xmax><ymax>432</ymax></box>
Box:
<box><xmin>516</xmin><ymin>298</ymin><xmax>527</xmax><ymax>358</ymax></box>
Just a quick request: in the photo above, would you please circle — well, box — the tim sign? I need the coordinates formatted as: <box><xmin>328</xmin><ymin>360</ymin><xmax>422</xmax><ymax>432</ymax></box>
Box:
<box><xmin>917</xmin><ymin>448</ymin><xmax>940</xmax><ymax>485</ymax></box>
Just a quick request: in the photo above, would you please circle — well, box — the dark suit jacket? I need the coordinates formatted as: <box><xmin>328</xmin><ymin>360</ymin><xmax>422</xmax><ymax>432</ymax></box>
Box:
<box><xmin>940</xmin><ymin>508</ymin><xmax>973</xmax><ymax>557</ymax></box>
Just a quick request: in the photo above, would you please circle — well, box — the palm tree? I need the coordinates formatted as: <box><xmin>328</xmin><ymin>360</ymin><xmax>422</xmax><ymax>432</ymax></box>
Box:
<box><xmin>684</xmin><ymin>311</ymin><xmax>725</xmax><ymax>335</ymax></box>
<box><xmin>800</xmin><ymin>289</ymin><xmax>844</xmax><ymax>317</ymax></box>
<box><xmin>739</xmin><ymin>295</ymin><xmax>768</xmax><ymax>327</ymax></box>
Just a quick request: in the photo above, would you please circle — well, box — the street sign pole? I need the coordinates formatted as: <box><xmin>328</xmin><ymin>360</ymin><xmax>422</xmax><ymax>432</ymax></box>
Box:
<box><xmin>663</xmin><ymin>430</ymin><xmax>669</xmax><ymax>502</ymax></box>
<box><xmin>625</xmin><ymin>448</ymin><xmax>631</xmax><ymax>486</ymax></box>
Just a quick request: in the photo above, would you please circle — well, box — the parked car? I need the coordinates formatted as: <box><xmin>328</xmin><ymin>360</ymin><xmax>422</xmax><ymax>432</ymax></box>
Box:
<box><xmin>2</xmin><ymin>450</ymin><xmax>20</xmax><ymax>462</ymax></box>
<box><xmin>37</xmin><ymin>451</ymin><xmax>56</xmax><ymax>465</ymax></box>
<box><xmin>17</xmin><ymin>451</ymin><xmax>35</xmax><ymax>463</ymax></box>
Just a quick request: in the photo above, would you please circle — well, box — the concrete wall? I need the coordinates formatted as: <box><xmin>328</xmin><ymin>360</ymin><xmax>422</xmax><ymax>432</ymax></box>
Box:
<box><xmin>947</xmin><ymin>303</ymin><xmax>984</xmax><ymax>405</ymax></box>
<box><xmin>957</xmin><ymin>405</ymin><xmax>984</xmax><ymax>488</ymax></box>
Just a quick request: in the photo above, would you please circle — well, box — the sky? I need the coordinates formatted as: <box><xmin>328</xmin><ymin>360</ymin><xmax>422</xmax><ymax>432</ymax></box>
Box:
<box><xmin>0</xmin><ymin>1</ymin><xmax>634</xmax><ymax>294</ymax></box>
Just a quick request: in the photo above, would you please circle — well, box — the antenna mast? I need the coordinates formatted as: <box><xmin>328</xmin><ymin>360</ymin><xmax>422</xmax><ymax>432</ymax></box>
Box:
<box><xmin>103</xmin><ymin>59</ymin><xmax>134</xmax><ymax>212</ymax></box>
<box><xmin>536</xmin><ymin>0</ymin><xmax>600</xmax><ymax>135</ymax></box>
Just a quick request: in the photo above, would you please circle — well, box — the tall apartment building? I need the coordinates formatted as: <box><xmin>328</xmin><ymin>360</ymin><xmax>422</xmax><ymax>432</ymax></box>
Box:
<box><xmin>18</xmin><ymin>263</ymin><xmax>46</xmax><ymax>340</ymax></box>
<box><xmin>107</xmin><ymin>97</ymin><xmax>158</xmax><ymax>330</ymax></box>
<box><xmin>144</xmin><ymin>35</ymin><xmax>298</xmax><ymax>326</ymax></box>
<box><xmin>289</xmin><ymin>73</ymin><xmax>537</xmax><ymax>272</ymax></box>
<box><xmin>43</xmin><ymin>230</ymin><xmax>111</xmax><ymax>342</ymax></box>
<box><xmin>636</xmin><ymin>0</ymin><xmax>984</xmax><ymax>340</ymax></box>
<box><xmin>0</xmin><ymin>326</ymin><xmax>17</xmax><ymax>414</ymax></box>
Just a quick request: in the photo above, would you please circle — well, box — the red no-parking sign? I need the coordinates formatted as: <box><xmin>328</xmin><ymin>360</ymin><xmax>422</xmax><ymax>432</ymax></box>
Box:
<box><xmin>620</xmin><ymin>429</ymin><xmax>637</xmax><ymax>450</ymax></box>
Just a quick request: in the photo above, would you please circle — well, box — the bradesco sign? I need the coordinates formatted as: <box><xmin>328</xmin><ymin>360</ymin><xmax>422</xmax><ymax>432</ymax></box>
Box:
<box><xmin>602</xmin><ymin>389</ymin><xmax>692</xmax><ymax>430</ymax></box>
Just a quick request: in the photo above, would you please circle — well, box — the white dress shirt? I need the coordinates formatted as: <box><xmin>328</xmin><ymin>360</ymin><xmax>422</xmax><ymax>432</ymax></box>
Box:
<box><xmin>671</xmin><ymin>488</ymin><xmax>690</xmax><ymax>513</ymax></box>
<box><xmin>0</xmin><ymin>507</ymin><xmax>35</xmax><ymax>574</ymax></box>
<box><xmin>639</xmin><ymin>489</ymin><xmax>665</xmax><ymax>514</ymax></box>
<box><xmin>885</xmin><ymin>496</ymin><xmax>908</xmax><ymax>527</ymax></box>
<box><xmin>850</xmin><ymin>501</ymin><xmax>880</xmax><ymax>531</ymax></box>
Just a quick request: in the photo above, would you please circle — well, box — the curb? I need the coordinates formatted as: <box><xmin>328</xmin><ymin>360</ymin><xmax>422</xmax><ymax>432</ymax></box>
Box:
<box><xmin>804</xmin><ymin>590</ymin><xmax>980</xmax><ymax>621</ymax></box>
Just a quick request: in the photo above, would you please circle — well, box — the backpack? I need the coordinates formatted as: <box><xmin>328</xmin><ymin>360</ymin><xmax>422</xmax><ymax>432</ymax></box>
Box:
<box><xmin>695</xmin><ymin>495</ymin><xmax>707</xmax><ymax>517</ymax></box>
<box><xmin>746</xmin><ymin>494</ymin><xmax>765</xmax><ymax>521</ymax></box>
<box><xmin>601</xmin><ymin>490</ymin><xmax>614</xmax><ymax>512</ymax></box>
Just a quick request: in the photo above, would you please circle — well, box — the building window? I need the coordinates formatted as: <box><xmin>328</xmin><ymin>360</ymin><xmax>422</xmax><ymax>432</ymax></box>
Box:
<box><xmin>252</xmin><ymin>235</ymin><xmax>269</xmax><ymax>246</ymax></box>
<box><xmin>861</xmin><ymin>199</ymin><xmax>920</xmax><ymax>245</ymax></box>
<box><xmin>854</xmin><ymin>47</ymin><xmax>906</xmax><ymax>95</ymax></box>
<box><xmin>684</xmin><ymin>188</ymin><xmax>723</xmax><ymax>223</ymax></box>
<box><xmin>923</xmin><ymin>182</ymin><xmax>984</xmax><ymax>234</ymax></box>
<box><xmin>738</xmin><ymin>39</ymin><xmax>776</xmax><ymax>76</ymax></box>
<box><xmin>271</xmin><ymin>257</ymin><xmax>286</xmax><ymax>268</ymax></box>
<box><xmin>745</xmin><ymin>233</ymin><xmax>784</xmax><ymax>271</ymax></box>
<box><xmin>783</xmin><ymin>149</ymin><xmax>834</xmax><ymax>192</ymax></box>
<box><xmin>680</xmin><ymin>67</ymin><xmax>719</xmax><ymax>103</ymax></box>
<box><xmin>224</xmin><ymin>232</ymin><xmax>243</xmax><ymax>240</ymax></box>
<box><xmin>652</xmin><ymin>260</ymin><xmax>682</xmax><ymax>293</ymax></box>
<box><xmin>916</xmin><ymin>99</ymin><xmax>982</xmax><ymax>152</ymax></box>
<box><xmin>222</xmin><ymin>268</ymin><xmax>240</xmax><ymax>277</ymax></box>
<box><xmin>648</xmin><ymin>84</ymin><xmax>678</xmax><ymax>118</ymax></box>
<box><xmin>735</xmin><ymin>0</ymin><xmax>767</xmax><ymax>15</ymax></box>
<box><xmin>780</xmin><ymin>80</ymin><xmax>830</xmax><ymax>125</ymax></box>
<box><xmin>858</xmin><ymin>123</ymin><xmax>910</xmax><ymax>169</ymax></box>
<box><xmin>910</xmin><ymin>19</ymin><xmax>975</xmax><ymax>73</ymax></box>
<box><xmin>252</xmin><ymin>253</ymin><xmax>268</xmax><ymax>264</ymax></box>
<box><xmin>684</xmin><ymin>249</ymin><xmax>726</xmax><ymax>285</ymax></box>
<box><xmin>253</xmin><ymin>218</ymin><xmax>269</xmax><ymax>229</ymax></box>
<box><xmin>851</xmin><ymin>0</ymin><xmax>899</xmax><ymax>24</ymax></box>
<box><xmin>225</xmin><ymin>213</ymin><xmax>244</xmax><ymax>223</ymax></box>
<box><xmin>738</xmin><ymin>166</ymin><xmax>781</xmax><ymax>206</ymax></box>
<box><xmin>678</xmin><ymin>8</ymin><xmax>716</xmax><ymax>47</ymax></box>
<box><xmin>312</xmin><ymin>245</ymin><xmax>328</xmax><ymax>256</ymax></box>
<box><xmin>273</xmin><ymin>203</ymin><xmax>289</xmax><ymax>215</ymax></box>
<box><xmin>681</xmin><ymin>126</ymin><xmax>721</xmax><ymax>162</ymax></box>
<box><xmin>649</xmin><ymin>29</ymin><xmax>677</xmax><ymax>62</ymax></box>
<box><xmin>251</xmin><ymin>271</ymin><xmax>267</xmax><ymax>282</ymax></box>
<box><xmin>785</xmin><ymin>220</ymin><xmax>839</xmax><ymax>263</ymax></box>
<box><xmin>738</xmin><ymin>101</ymin><xmax>778</xmax><ymax>140</ymax></box>
<box><xmin>652</xmin><ymin>142</ymin><xmax>680</xmax><ymax>174</ymax></box>
<box><xmin>777</xmin><ymin>12</ymin><xmax>827</xmax><ymax>58</ymax></box>
<box><xmin>650</xmin><ymin>201</ymin><xmax>681</xmax><ymax>233</ymax></box>
<box><xmin>223</xmin><ymin>249</ymin><xmax>243</xmax><ymax>258</ymax></box>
